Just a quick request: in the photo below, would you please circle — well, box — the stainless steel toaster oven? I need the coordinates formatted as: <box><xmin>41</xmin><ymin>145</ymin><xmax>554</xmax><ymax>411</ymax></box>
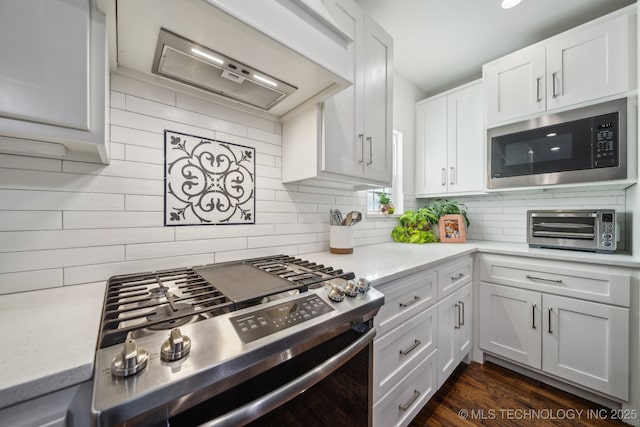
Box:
<box><xmin>527</xmin><ymin>210</ymin><xmax>616</xmax><ymax>252</ymax></box>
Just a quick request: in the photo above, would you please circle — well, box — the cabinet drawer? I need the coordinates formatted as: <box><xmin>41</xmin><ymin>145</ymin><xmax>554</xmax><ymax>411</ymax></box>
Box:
<box><xmin>374</xmin><ymin>270</ymin><xmax>437</xmax><ymax>336</ymax></box>
<box><xmin>374</xmin><ymin>304</ymin><xmax>437</xmax><ymax>401</ymax></box>
<box><xmin>478</xmin><ymin>254</ymin><xmax>630</xmax><ymax>307</ymax></box>
<box><xmin>437</xmin><ymin>256</ymin><xmax>472</xmax><ymax>300</ymax></box>
<box><xmin>373</xmin><ymin>349</ymin><xmax>437</xmax><ymax>427</ymax></box>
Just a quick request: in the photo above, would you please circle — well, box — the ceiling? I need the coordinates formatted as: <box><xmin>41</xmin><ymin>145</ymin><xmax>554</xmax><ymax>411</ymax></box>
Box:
<box><xmin>355</xmin><ymin>0</ymin><xmax>636</xmax><ymax>97</ymax></box>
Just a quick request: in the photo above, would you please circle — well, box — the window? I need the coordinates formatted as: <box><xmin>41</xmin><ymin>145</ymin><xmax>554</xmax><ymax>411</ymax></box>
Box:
<box><xmin>366</xmin><ymin>130</ymin><xmax>404</xmax><ymax>215</ymax></box>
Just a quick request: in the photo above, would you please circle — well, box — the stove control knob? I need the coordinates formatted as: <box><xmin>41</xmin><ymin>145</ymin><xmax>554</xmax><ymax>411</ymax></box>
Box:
<box><xmin>111</xmin><ymin>339</ymin><xmax>149</xmax><ymax>377</ymax></box>
<box><xmin>328</xmin><ymin>285</ymin><xmax>345</xmax><ymax>302</ymax></box>
<box><xmin>357</xmin><ymin>278</ymin><xmax>371</xmax><ymax>293</ymax></box>
<box><xmin>344</xmin><ymin>280</ymin><xmax>358</xmax><ymax>297</ymax></box>
<box><xmin>161</xmin><ymin>328</ymin><xmax>191</xmax><ymax>362</ymax></box>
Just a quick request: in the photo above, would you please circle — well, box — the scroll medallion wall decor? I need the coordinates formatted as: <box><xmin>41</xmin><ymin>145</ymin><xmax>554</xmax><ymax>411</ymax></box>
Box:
<box><xmin>164</xmin><ymin>130</ymin><xmax>255</xmax><ymax>226</ymax></box>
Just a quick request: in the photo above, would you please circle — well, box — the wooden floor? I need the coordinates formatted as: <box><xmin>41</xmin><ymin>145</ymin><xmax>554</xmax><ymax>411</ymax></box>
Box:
<box><xmin>409</xmin><ymin>362</ymin><xmax>628</xmax><ymax>426</ymax></box>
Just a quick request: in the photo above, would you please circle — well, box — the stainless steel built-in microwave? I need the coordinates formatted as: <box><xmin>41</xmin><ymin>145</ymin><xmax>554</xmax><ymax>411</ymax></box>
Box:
<box><xmin>488</xmin><ymin>98</ymin><xmax>628</xmax><ymax>189</ymax></box>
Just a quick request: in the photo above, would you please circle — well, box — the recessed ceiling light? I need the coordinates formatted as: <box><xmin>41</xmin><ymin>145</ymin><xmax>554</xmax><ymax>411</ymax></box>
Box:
<box><xmin>501</xmin><ymin>0</ymin><xmax>522</xmax><ymax>9</ymax></box>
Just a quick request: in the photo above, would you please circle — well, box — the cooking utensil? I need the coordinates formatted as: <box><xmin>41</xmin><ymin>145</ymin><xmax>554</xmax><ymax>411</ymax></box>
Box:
<box><xmin>348</xmin><ymin>211</ymin><xmax>362</xmax><ymax>226</ymax></box>
<box><xmin>341</xmin><ymin>211</ymin><xmax>353</xmax><ymax>226</ymax></box>
<box><xmin>332</xmin><ymin>209</ymin><xmax>343</xmax><ymax>226</ymax></box>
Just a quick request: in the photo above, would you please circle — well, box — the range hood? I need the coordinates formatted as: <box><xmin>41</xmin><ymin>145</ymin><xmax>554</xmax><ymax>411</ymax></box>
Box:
<box><xmin>152</xmin><ymin>29</ymin><xmax>297</xmax><ymax>111</ymax></box>
<box><xmin>110</xmin><ymin>0</ymin><xmax>354</xmax><ymax>117</ymax></box>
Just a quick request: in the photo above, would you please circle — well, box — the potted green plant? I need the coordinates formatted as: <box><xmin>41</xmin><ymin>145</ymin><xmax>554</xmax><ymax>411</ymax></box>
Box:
<box><xmin>426</xmin><ymin>199</ymin><xmax>470</xmax><ymax>227</ymax></box>
<box><xmin>378</xmin><ymin>192</ymin><xmax>394</xmax><ymax>214</ymax></box>
<box><xmin>391</xmin><ymin>207</ymin><xmax>439</xmax><ymax>243</ymax></box>
<box><xmin>391</xmin><ymin>199</ymin><xmax>470</xmax><ymax>244</ymax></box>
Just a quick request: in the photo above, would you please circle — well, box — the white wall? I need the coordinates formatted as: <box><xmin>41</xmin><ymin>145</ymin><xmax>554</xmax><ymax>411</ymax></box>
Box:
<box><xmin>0</xmin><ymin>74</ymin><xmax>397</xmax><ymax>295</ymax></box>
<box><xmin>394</xmin><ymin>71</ymin><xmax>426</xmax><ymax>197</ymax></box>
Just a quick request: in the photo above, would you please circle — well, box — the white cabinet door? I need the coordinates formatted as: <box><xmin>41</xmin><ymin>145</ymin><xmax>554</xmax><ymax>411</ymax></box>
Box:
<box><xmin>415</xmin><ymin>96</ymin><xmax>447</xmax><ymax>195</ymax></box>
<box><xmin>542</xmin><ymin>293</ymin><xmax>629</xmax><ymax>400</ymax></box>
<box><xmin>322</xmin><ymin>0</ymin><xmax>363</xmax><ymax>178</ymax></box>
<box><xmin>479</xmin><ymin>282</ymin><xmax>542</xmax><ymax>369</ymax></box>
<box><xmin>0</xmin><ymin>0</ymin><xmax>89</xmax><ymax>129</ymax></box>
<box><xmin>437</xmin><ymin>290</ymin><xmax>457</xmax><ymax>388</ymax></box>
<box><xmin>484</xmin><ymin>44</ymin><xmax>546</xmax><ymax>125</ymax></box>
<box><xmin>437</xmin><ymin>284</ymin><xmax>472</xmax><ymax>388</ymax></box>
<box><xmin>362</xmin><ymin>16</ymin><xmax>393</xmax><ymax>183</ymax></box>
<box><xmin>546</xmin><ymin>14</ymin><xmax>631</xmax><ymax>111</ymax></box>
<box><xmin>455</xmin><ymin>284</ymin><xmax>472</xmax><ymax>361</ymax></box>
<box><xmin>446</xmin><ymin>83</ymin><xmax>483</xmax><ymax>194</ymax></box>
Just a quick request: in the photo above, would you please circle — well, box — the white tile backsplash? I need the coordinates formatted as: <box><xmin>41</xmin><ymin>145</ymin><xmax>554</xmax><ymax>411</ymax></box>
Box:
<box><xmin>0</xmin><ymin>74</ymin><xmax>395</xmax><ymax>294</ymax></box>
<box><xmin>1</xmin><ymin>73</ymin><xmax>628</xmax><ymax>295</ymax></box>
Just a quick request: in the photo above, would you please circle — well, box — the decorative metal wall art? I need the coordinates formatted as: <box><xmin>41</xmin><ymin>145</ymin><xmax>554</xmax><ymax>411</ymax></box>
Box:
<box><xmin>164</xmin><ymin>130</ymin><xmax>255</xmax><ymax>225</ymax></box>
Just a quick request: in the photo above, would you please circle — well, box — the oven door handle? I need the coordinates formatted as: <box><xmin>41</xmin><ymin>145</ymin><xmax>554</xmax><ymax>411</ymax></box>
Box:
<box><xmin>197</xmin><ymin>327</ymin><xmax>377</xmax><ymax>427</ymax></box>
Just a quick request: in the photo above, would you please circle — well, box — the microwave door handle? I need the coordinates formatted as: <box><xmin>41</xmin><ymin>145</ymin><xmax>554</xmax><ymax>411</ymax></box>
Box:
<box><xmin>198</xmin><ymin>328</ymin><xmax>376</xmax><ymax>427</ymax></box>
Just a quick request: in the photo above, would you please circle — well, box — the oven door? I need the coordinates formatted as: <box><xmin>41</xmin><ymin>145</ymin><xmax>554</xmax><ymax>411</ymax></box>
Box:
<box><xmin>168</xmin><ymin>326</ymin><xmax>375</xmax><ymax>427</ymax></box>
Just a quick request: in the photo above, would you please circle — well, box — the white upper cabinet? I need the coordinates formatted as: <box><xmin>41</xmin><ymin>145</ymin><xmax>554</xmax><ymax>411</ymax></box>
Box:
<box><xmin>415</xmin><ymin>81</ymin><xmax>483</xmax><ymax>197</ymax></box>
<box><xmin>484</xmin><ymin>44</ymin><xmax>546</xmax><ymax>125</ymax></box>
<box><xmin>362</xmin><ymin>17</ymin><xmax>393</xmax><ymax>183</ymax></box>
<box><xmin>0</xmin><ymin>0</ymin><xmax>108</xmax><ymax>163</ymax></box>
<box><xmin>282</xmin><ymin>0</ymin><xmax>393</xmax><ymax>188</ymax></box>
<box><xmin>484</xmin><ymin>7</ymin><xmax>636</xmax><ymax>127</ymax></box>
<box><xmin>545</xmin><ymin>14</ymin><xmax>631</xmax><ymax>111</ymax></box>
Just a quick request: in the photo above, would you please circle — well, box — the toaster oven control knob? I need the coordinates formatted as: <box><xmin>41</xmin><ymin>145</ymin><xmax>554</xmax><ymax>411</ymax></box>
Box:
<box><xmin>328</xmin><ymin>285</ymin><xmax>345</xmax><ymax>302</ymax></box>
<box><xmin>344</xmin><ymin>280</ymin><xmax>358</xmax><ymax>297</ymax></box>
<box><xmin>356</xmin><ymin>278</ymin><xmax>371</xmax><ymax>293</ymax></box>
<box><xmin>111</xmin><ymin>339</ymin><xmax>149</xmax><ymax>377</ymax></box>
<box><xmin>161</xmin><ymin>328</ymin><xmax>191</xmax><ymax>362</ymax></box>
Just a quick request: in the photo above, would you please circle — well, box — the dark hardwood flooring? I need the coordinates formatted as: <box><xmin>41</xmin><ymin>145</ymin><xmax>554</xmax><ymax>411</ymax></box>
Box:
<box><xmin>409</xmin><ymin>362</ymin><xmax>628</xmax><ymax>426</ymax></box>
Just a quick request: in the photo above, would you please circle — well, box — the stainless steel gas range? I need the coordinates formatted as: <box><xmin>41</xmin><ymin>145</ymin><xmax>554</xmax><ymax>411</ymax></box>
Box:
<box><xmin>91</xmin><ymin>254</ymin><xmax>384</xmax><ymax>426</ymax></box>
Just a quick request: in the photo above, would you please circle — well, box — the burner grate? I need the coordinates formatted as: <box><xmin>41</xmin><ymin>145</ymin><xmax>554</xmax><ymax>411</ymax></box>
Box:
<box><xmin>97</xmin><ymin>255</ymin><xmax>356</xmax><ymax>348</ymax></box>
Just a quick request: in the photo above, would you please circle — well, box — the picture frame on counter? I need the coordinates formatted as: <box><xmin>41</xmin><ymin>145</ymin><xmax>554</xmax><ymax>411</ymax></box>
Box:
<box><xmin>439</xmin><ymin>214</ymin><xmax>467</xmax><ymax>243</ymax></box>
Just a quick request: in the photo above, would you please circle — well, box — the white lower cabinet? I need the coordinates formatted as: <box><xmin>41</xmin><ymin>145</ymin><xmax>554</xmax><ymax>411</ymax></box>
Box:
<box><xmin>478</xmin><ymin>254</ymin><xmax>631</xmax><ymax>401</ymax></box>
<box><xmin>373</xmin><ymin>349</ymin><xmax>438</xmax><ymax>427</ymax></box>
<box><xmin>542</xmin><ymin>293</ymin><xmax>629</xmax><ymax>400</ymax></box>
<box><xmin>479</xmin><ymin>283</ymin><xmax>541</xmax><ymax>369</ymax></box>
<box><xmin>372</xmin><ymin>255</ymin><xmax>473</xmax><ymax>427</ymax></box>
<box><xmin>437</xmin><ymin>283</ymin><xmax>472</xmax><ymax>388</ymax></box>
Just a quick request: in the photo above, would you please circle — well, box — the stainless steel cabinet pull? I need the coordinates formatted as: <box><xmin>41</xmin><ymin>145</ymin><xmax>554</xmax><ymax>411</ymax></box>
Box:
<box><xmin>399</xmin><ymin>296</ymin><xmax>420</xmax><ymax>309</ymax></box>
<box><xmin>552</xmin><ymin>72</ymin><xmax>559</xmax><ymax>98</ymax></box>
<box><xmin>366</xmin><ymin>136</ymin><xmax>373</xmax><ymax>165</ymax></box>
<box><xmin>399</xmin><ymin>390</ymin><xmax>421</xmax><ymax>411</ymax></box>
<box><xmin>526</xmin><ymin>274</ymin><xmax>562</xmax><ymax>284</ymax></box>
<box><xmin>399</xmin><ymin>339</ymin><xmax>421</xmax><ymax>356</ymax></box>
<box><xmin>451</xmin><ymin>272</ymin><xmax>464</xmax><ymax>282</ymax></box>
<box><xmin>450</xmin><ymin>166</ymin><xmax>455</xmax><ymax>185</ymax></box>
<box><xmin>454</xmin><ymin>303</ymin><xmax>461</xmax><ymax>329</ymax></box>
<box><xmin>532</xmin><ymin>304</ymin><xmax>537</xmax><ymax>329</ymax></box>
<box><xmin>536</xmin><ymin>76</ymin><xmax>542</xmax><ymax>102</ymax></box>
<box><xmin>547</xmin><ymin>307</ymin><xmax>552</xmax><ymax>333</ymax></box>
<box><xmin>441</xmin><ymin>168</ymin><xmax>446</xmax><ymax>186</ymax></box>
<box><xmin>358</xmin><ymin>134</ymin><xmax>364</xmax><ymax>164</ymax></box>
<box><xmin>459</xmin><ymin>301</ymin><xmax>465</xmax><ymax>326</ymax></box>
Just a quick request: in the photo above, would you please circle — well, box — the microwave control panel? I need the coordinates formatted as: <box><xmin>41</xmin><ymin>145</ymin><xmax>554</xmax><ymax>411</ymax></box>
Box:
<box><xmin>593</xmin><ymin>113</ymin><xmax>618</xmax><ymax>168</ymax></box>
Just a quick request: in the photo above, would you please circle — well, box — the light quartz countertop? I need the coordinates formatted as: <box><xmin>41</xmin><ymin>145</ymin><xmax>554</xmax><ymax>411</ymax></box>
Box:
<box><xmin>0</xmin><ymin>282</ymin><xmax>105</xmax><ymax>409</ymax></box>
<box><xmin>301</xmin><ymin>241</ymin><xmax>640</xmax><ymax>284</ymax></box>
<box><xmin>1</xmin><ymin>241</ymin><xmax>638</xmax><ymax>410</ymax></box>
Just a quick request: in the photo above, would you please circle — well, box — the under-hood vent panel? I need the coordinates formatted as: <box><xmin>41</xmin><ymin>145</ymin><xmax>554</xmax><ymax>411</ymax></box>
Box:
<box><xmin>152</xmin><ymin>29</ymin><xmax>297</xmax><ymax>111</ymax></box>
